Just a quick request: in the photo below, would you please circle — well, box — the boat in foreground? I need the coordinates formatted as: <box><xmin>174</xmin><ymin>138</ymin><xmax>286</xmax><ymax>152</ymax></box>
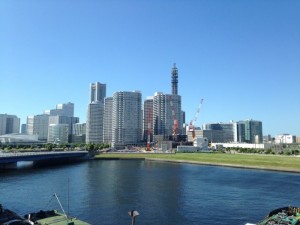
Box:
<box><xmin>25</xmin><ymin>210</ymin><xmax>90</xmax><ymax>225</ymax></box>
<box><xmin>246</xmin><ymin>206</ymin><xmax>300</xmax><ymax>225</ymax></box>
<box><xmin>0</xmin><ymin>204</ymin><xmax>32</xmax><ymax>225</ymax></box>
<box><xmin>24</xmin><ymin>193</ymin><xmax>90</xmax><ymax>225</ymax></box>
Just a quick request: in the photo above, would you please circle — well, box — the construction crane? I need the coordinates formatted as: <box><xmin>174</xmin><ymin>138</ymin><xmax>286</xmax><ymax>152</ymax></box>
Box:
<box><xmin>169</xmin><ymin>95</ymin><xmax>178</xmax><ymax>141</ymax></box>
<box><xmin>189</xmin><ymin>99</ymin><xmax>204</xmax><ymax>141</ymax></box>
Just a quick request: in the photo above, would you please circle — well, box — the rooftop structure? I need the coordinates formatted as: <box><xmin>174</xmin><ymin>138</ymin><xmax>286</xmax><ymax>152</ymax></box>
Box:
<box><xmin>171</xmin><ymin>63</ymin><xmax>178</xmax><ymax>95</ymax></box>
<box><xmin>90</xmin><ymin>82</ymin><xmax>106</xmax><ymax>103</ymax></box>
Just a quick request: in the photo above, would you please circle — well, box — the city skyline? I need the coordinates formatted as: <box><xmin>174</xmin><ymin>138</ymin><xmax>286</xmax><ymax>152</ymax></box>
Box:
<box><xmin>1</xmin><ymin>0</ymin><xmax>300</xmax><ymax>136</ymax></box>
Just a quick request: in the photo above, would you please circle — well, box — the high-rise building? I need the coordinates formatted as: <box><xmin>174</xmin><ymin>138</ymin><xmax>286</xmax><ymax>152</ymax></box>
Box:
<box><xmin>73</xmin><ymin>123</ymin><xmax>86</xmax><ymax>136</ymax></box>
<box><xmin>90</xmin><ymin>82</ymin><xmax>106</xmax><ymax>103</ymax></box>
<box><xmin>143</xmin><ymin>97</ymin><xmax>153</xmax><ymax>141</ymax></box>
<box><xmin>21</xmin><ymin>124</ymin><xmax>27</xmax><ymax>134</ymax></box>
<box><xmin>86</xmin><ymin>82</ymin><xmax>107</xmax><ymax>144</ymax></box>
<box><xmin>48</xmin><ymin>124</ymin><xmax>69</xmax><ymax>144</ymax></box>
<box><xmin>112</xmin><ymin>91</ymin><xmax>142</xmax><ymax>147</ymax></box>
<box><xmin>103</xmin><ymin>97</ymin><xmax>113</xmax><ymax>144</ymax></box>
<box><xmin>49</xmin><ymin>115</ymin><xmax>79</xmax><ymax>142</ymax></box>
<box><xmin>72</xmin><ymin>123</ymin><xmax>86</xmax><ymax>143</ymax></box>
<box><xmin>237</xmin><ymin>122</ymin><xmax>246</xmax><ymax>143</ymax></box>
<box><xmin>153</xmin><ymin>92</ymin><xmax>182</xmax><ymax>137</ymax></box>
<box><xmin>56</xmin><ymin>102</ymin><xmax>74</xmax><ymax>117</ymax></box>
<box><xmin>44</xmin><ymin>102</ymin><xmax>74</xmax><ymax>117</ymax></box>
<box><xmin>239</xmin><ymin>119</ymin><xmax>263</xmax><ymax>143</ymax></box>
<box><xmin>86</xmin><ymin>102</ymin><xmax>104</xmax><ymax>144</ymax></box>
<box><xmin>0</xmin><ymin>114</ymin><xmax>20</xmax><ymax>135</ymax></box>
<box><xmin>26</xmin><ymin>114</ymin><xmax>49</xmax><ymax>142</ymax></box>
<box><xmin>171</xmin><ymin>63</ymin><xmax>178</xmax><ymax>95</ymax></box>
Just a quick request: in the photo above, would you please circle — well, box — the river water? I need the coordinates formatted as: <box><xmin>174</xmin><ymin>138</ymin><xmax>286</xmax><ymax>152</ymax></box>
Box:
<box><xmin>0</xmin><ymin>159</ymin><xmax>300</xmax><ymax>225</ymax></box>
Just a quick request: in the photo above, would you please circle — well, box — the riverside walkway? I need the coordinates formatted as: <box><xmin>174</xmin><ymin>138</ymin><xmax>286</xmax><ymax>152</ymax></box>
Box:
<box><xmin>0</xmin><ymin>151</ymin><xmax>89</xmax><ymax>168</ymax></box>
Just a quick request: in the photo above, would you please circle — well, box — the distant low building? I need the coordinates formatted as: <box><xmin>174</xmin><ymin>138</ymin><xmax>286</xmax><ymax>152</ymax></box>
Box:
<box><xmin>200</xmin><ymin>119</ymin><xmax>263</xmax><ymax>144</ymax></box>
<box><xmin>177</xmin><ymin>137</ymin><xmax>209</xmax><ymax>153</ymax></box>
<box><xmin>0</xmin><ymin>134</ymin><xmax>42</xmax><ymax>145</ymax></box>
<box><xmin>263</xmin><ymin>135</ymin><xmax>272</xmax><ymax>143</ymax></box>
<box><xmin>275</xmin><ymin>134</ymin><xmax>296</xmax><ymax>144</ymax></box>
<box><xmin>210</xmin><ymin>142</ymin><xmax>272</xmax><ymax>150</ymax></box>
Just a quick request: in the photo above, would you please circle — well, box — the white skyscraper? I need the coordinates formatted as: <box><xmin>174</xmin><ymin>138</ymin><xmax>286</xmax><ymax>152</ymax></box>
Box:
<box><xmin>112</xmin><ymin>91</ymin><xmax>142</xmax><ymax>147</ymax></box>
<box><xmin>86</xmin><ymin>82</ymin><xmax>107</xmax><ymax>144</ymax></box>
<box><xmin>86</xmin><ymin>102</ymin><xmax>104</xmax><ymax>144</ymax></box>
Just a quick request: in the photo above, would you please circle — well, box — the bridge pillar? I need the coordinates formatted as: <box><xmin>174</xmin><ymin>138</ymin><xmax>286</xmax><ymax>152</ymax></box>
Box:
<box><xmin>0</xmin><ymin>162</ymin><xmax>17</xmax><ymax>169</ymax></box>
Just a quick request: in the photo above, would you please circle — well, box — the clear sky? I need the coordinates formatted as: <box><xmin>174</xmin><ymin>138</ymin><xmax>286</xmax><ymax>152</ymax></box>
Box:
<box><xmin>1</xmin><ymin>0</ymin><xmax>299</xmax><ymax>136</ymax></box>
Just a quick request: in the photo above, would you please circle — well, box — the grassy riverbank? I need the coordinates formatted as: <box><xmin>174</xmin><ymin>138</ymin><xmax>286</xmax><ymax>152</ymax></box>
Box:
<box><xmin>95</xmin><ymin>153</ymin><xmax>300</xmax><ymax>173</ymax></box>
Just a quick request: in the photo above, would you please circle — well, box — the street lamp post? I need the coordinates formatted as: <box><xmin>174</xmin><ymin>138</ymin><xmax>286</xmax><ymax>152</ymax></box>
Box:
<box><xmin>128</xmin><ymin>210</ymin><xmax>139</xmax><ymax>225</ymax></box>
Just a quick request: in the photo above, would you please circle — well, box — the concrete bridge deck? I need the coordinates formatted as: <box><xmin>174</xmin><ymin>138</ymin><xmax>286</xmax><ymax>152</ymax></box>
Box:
<box><xmin>0</xmin><ymin>151</ymin><xmax>90</xmax><ymax>167</ymax></box>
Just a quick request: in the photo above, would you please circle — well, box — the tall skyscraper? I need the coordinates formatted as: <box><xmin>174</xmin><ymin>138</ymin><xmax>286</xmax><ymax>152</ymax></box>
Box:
<box><xmin>171</xmin><ymin>63</ymin><xmax>178</xmax><ymax>95</ymax></box>
<box><xmin>86</xmin><ymin>82</ymin><xmax>107</xmax><ymax>144</ymax></box>
<box><xmin>103</xmin><ymin>97</ymin><xmax>113</xmax><ymax>144</ymax></box>
<box><xmin>143</xmin><ymin>97</ymin><xmax>154</xmax><ymax>141</ymax></box>
<box><xmin>112</xmin><ymin>91</ymin><xmax>142</xmax><ymax>147</ymax></box>
<box><xmin>86</xmin><ymin>102</ymin><xmax>104</xmax><ymax>144</ymax></box>
<box><xmin>153</xmin><ymin>92</ymin><xmax>182</xmax><ymax>137</ymax></box>
<box><xmin>152</xmin><ymin>64</ymin><xmax>182</xmax><ymax>138</ymax></box>
<box><xmin>0</xmin><ymin>114</ymin><xmax>20</xmax><ymax>135</ymax></box>
<box><xmin>90</xmin><ymin>82</ymin><xmax>106</xmax><ymax>103</ymax></box>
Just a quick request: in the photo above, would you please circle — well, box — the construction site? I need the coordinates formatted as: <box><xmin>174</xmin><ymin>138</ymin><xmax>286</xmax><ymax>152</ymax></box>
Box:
<box><xmin>141</xmin><ymin>64</ymin><xmax>206</xmax><ymax>153</ymax></box>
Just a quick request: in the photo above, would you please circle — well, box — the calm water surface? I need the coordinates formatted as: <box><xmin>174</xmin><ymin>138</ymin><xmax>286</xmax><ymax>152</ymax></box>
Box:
<box><xmin>0</xmin><ymin>160</ymin><xmax>300</xmax><ymax>225</ymax></box>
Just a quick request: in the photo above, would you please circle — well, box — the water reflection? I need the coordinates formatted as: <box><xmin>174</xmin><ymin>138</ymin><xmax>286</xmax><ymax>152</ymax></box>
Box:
<box><xmin>0</xmin><ymin>160</ymin><xmax>300</xmax><ymax>225</ymax></box>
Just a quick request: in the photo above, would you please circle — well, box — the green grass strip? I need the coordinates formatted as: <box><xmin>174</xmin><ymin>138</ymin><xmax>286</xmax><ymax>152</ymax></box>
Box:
<box><xmin>95</xmin><ymin>153</ymin><xmax>300</xmax><ymax>172</ymax></box>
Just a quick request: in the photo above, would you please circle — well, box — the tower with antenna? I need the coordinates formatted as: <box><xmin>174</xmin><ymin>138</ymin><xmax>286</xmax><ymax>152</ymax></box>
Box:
<box><xmin>171</xmin><ymin>63</ymin><xmax>178</xmax><ymax>95</ymax></box>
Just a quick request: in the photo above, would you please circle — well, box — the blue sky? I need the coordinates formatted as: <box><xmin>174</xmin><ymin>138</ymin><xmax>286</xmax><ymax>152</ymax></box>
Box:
<box><xmin>1</xmin><ymin>0</ymin><xmax>299</xmax><ymax>136</ymax></box>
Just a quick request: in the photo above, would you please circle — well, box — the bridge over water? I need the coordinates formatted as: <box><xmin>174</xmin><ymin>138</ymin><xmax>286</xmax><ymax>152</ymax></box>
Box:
<box><xmin>0</xmin><ymin>151</ymin><xmax>90</xmax><ymax>169</ymax></box>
